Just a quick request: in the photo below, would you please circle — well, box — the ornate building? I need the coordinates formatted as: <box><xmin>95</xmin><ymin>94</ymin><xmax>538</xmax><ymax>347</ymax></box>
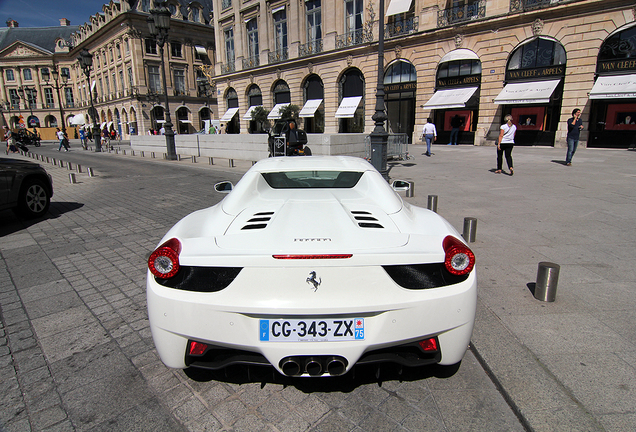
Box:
<box><xmin>0</xmin><ymin>0</ymin><xmax>216</xmax><ymax>139</ymax></box>
<box><xmin>209</xmin><ymin>0</ymin><xmax>636</xmax><ymax>148</ymax></box>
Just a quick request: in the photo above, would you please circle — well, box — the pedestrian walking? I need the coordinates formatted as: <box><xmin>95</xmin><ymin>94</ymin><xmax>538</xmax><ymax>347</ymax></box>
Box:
<box><xmin>496</xmin><ymin>114</ymin><xmax>516</xmax><ymax>175</ymax></box>
<box><xmin>4</xmin><ymin>125</ymin><xmax>18</xmax><ymax>154</ymax></box>
<box><xmin>565</xmin><ymin>108</ymin><xmax>583</xmax><ymax>166</ymax></box>
<box><xmin>79</xmin><ymin>128</ymin><xmax>87</xmax><ymax>150</ymax></box>
<box><xmin>56</xmin><ymin>128</ymin><xmax>70</xmax><ymax>151</ymax></box>
<box><xmin>449</xmin><ymin>115</ymin><xmax>462</xmax><ymax>145</ymax></box>
<box><xmin>421</xmin><ymin>118</ymin><xmax>437</xmax><ymax>157</ymax></box>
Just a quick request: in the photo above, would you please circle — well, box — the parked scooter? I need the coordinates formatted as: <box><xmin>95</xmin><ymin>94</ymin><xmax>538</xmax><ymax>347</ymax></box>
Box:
<box><xmin>17</xmin><ymin>129</ymin><xmax>41</xmax><ymax>148</ymax></box>
<box><xmin>268</xmin><ymin>118</ymin><xmax>311</xmax><ymax>157</ymax></box>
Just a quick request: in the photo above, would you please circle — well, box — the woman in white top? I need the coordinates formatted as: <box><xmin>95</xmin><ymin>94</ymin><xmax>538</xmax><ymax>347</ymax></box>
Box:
<box><xmin>421</xmin><ymin>118</ymin><xmax>437</xmax><ymax>157</ymax></box>
<box><xmin>496</xmin><ymin>114</ymin><xmax>516</xmax><ymax>175</ymax></box>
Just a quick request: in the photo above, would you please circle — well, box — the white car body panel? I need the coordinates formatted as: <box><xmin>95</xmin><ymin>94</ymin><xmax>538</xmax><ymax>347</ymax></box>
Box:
<box><xmin>147</xmin><ymin>156</ymin><xmax>477</xmax><ymax>376</ymax></box>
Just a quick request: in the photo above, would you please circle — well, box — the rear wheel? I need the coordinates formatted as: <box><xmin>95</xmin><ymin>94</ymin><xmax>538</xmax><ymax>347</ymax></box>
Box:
<box><xmin>16</xmin><ymin>178</ymin><xmax>50</xmax><ymax>218</ymax></box>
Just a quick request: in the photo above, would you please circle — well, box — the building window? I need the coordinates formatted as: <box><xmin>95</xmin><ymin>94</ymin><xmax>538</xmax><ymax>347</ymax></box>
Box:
<box><xmin>44</xmin><ymin>88</ymin><xmax>55</xmax><ymax>108</ymax></box>
<box><xmin>61</xmin><ymin>67</ymin><xmax>70</xmax><ymax>79</ymax></box>
<box><xmin>224</xmin><ymin>27</ymin><xmax>235</xmax><ymax>68</ymax></box>
<box><xmin>273</xmin><ymin>9</ymin><xmax>288</xmax><ymax>61</ymax></box>
<box><xmin>145</xmin><ymin>38</ymin><xmax>157</xmax><ymax>55</ymax></box>
<box><xmin>23</xmin><ymin>68</ymin><xmax>32</xmax><ymax>81</ymax></box>
<box><xmin>119</xmin><ymin>70</ymin><xmax>125</xmax><ymax>92</ymax></box>
<box><xmin>437</xmin><ymin>59</ymin><xmax>481</xmax><ymax>79</ymax></box>
<box><xmin>171</xmin><ymin>42</ymin><xmax>182</xmax><ymax>58</ymax></box>
<box><xmin>117</xmin><ymin>44</ymin><xmax>121</xmax><ymax>58</ymax></box>
<box><xmin>64</xmin><ymin>87</ymin><xmax>74</xmax><ymax>108</ymax></box>
<box><xmin>112</xmin><ymin>73</ymin><xmax>117</xmax><ymax>94</ymax></box>
<box><xmin>508</xmin><ymin>37</ymin><xmax>566</xmax><ymax>70</ymax></box>
<box><xmin>245</xmin><ymin>19</ymin><xmax>259</xmax><ymax>68</ymax></box>
<box><xmin>222</xmin><ymin>0</ymin><xmax>232</xmax><ymax>10</ymax></box>
<box><xmin>9</xmin><ymin>89</ymin><xmax>19</xmax><ymax>108</ymax></box>
<box><xmin>191</xmin><ymin>7</ymin><xmax>200</xmax><ymax>22</ymax></box>
<box><xmin>345</xmin><ymin>0</ymin><xmax>363</xmax><ymax>35</ymax></box>
<box><xmin>141</xmin><ymin>0</ymin><xmax>150</xmax><ymax>12</ymax></box>
<box><xmin>98</xmin><ymin>78</ymin><xmax>104</xmax><ymax>99</ymax></box>
<box><xmin>148</xmin><ymin>65</ymin><xmax>161</xmax><ymax>93</ymax></box>
<box><xmin>128</xmin><ymin>67</ymin><xmax>134</xmax><ymax>88</ymax></box>
<box><xmin>174</xmin><ymin>69</ymin><xmax>186</xmax><ymax>95</ymax></box>
<box><xmin>106</xmin><ymin>76</ymin><xmax>110</xmax><ymax>97</ymax></box>
<box><xmin>6</xmin><ymin>69</ymin><xmax>15</xmax><ymax>81</ymax></box>
<box><xmin>306</xmin><ymin>0</ymin><xmax>322</xmax><ymax>44</ymax></box>
<box><xmin>169</xmin><ymin>3</ymin><xmax>177</xmax><ymax>16</ymax></box>
<box><xmin>125</xmin><ymin>39</ymin><xmax>130</xmax><ymax>55</ymax></box>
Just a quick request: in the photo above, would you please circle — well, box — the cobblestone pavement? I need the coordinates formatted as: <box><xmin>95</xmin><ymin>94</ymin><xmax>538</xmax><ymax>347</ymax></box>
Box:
<box><xmin>0</xmin><ymin>144</ymin><xmax>524</xmax><ymax>431</ymax></box>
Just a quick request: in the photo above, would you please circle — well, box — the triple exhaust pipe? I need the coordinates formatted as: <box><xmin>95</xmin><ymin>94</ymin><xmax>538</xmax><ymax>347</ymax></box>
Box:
<box><xmin>279</xmin><ymin>356</ymin><xmax>348</xmax><ymax>377</ymax></box>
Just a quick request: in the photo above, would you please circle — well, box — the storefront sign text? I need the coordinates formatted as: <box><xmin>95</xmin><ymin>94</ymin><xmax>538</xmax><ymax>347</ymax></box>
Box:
<box><xmin>436</xmin><ymin>75</ymin><xmax>481</xmax><ymax>88</ymax></box>
<box><xmin>598</xmin><ymin>60</ymin><xmax>636</xmax><ymax>73</ymax></box>
<box><xmin>506</xmin><ymin>65</ymin><xmax>565</xmax><ymax>82</ymax></box>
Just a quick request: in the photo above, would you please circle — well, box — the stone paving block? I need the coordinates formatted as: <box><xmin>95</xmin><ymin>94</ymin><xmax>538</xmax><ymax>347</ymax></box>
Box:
<box><xmin>30</xmin><ymin>405</ymin><xmax>68</xmax><ymax>430</ymax></box>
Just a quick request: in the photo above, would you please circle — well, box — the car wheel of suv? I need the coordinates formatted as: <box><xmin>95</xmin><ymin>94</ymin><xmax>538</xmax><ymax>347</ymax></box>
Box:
<box><xmin>17</xmin><ymin>178</ymin><xmax>50</xmax><ymax>218</ymax></box>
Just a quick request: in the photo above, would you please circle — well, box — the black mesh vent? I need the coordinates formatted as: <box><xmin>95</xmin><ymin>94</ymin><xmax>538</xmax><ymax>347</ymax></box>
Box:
<box><xmin>382</xmin><ymin>264</ymin><xmax>468</xmax><ymax>289</ymax></box>
<box><xmin>351</xmin><ymin>211</ymin><xmax>384</xmax><ymax>229</ymax></box>
<box><xmin>156</xmin><ymin>266</ymin><xmax>242</xmax><ymax>292</ymax></box>
<box><xmin>242</xmin><ymin>211</ymin><xmax>274</xmax><ymax>230</ymax></box>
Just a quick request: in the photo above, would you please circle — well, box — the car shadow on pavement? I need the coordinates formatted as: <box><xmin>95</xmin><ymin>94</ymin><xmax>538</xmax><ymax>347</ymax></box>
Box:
<box><xmin>0</xmin><ymin>202</ymin><xmax>84</xmax><ymax>237</ymax></box>
<box><xmin>184</xmin><ymin>362</ymin><xmax>461</xmax><ymax>393</ymax></box>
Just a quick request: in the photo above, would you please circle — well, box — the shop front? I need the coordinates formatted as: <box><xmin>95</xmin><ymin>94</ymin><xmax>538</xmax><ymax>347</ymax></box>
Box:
<box><xmin>423</xmin><ymin>50</ymin><xmax>480</xmax><ymax>145</ymax></box>
<box><xmin>588</xmin><ymin>23</ymin><xmax>636</xmax><ymax>148</ymax></box>
<box><xmin>384</xmin><ymin>60</ymin><xmax>417</xmax><ymax>143</ymax></box>
<box><xmin>494</xmin><ymin>37</ymin><xmax>566</xmax><ymax>146</ymax></box>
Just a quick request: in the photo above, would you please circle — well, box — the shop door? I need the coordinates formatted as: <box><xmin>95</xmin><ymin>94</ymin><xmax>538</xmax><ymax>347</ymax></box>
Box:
<box><xmin>386</xmin><ymin>93</ymin><xmax>415</xmax><ymax>143</ymax></box>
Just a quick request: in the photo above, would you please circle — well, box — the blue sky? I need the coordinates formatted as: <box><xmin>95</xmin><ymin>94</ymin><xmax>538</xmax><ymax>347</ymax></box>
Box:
<box><xmin>0</xmin><ymin>0</ymin><xmax>108</xmax><ymax>28</ymax></box>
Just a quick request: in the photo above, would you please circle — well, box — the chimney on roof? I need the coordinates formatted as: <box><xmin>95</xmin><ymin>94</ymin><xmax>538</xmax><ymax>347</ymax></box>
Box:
<box><xmin>6</xmin><ymin>19</ymin><xmax>18</xmax><ymax>28</ymax></box>
<box><xmin>60</xmin><ymin>18</ymin><xmax>70</xmax><ymax>26</ymax></box>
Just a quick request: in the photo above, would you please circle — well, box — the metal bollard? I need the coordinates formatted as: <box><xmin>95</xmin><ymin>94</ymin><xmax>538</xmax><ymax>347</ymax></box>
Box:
<box><xmin>192</xmin><ymin>156</ymin><xmax>197</xmax><ymax>163</ymax></box>
<box><xmin>132</xmin><ymin>150</ymin><xmax>135</xmax><ymax>156</ymax></box>
<box><xmin>229</xmin><ymin>159</ymin><xmax>235</xmax><ymax>167</ymax></box>
<box><xmin>534</xmin><ymin>262</ymin><xmax>560</xmax><ymax>302</ymax></box>
<box><xmin>51</xmin><ymin>158</ymin><xmax>56</xmax><ymax>166</ymax></box>
<box><xmin>87</xmin><ymin>167</ymin><xmax>95</xmax><ymax>177</ymax></box>
<box><xmin>59</xmin><ymin>160</ymin><xmax>64</xmax><ymax>167</ymax></box>
<box><xmin>46</xmin><ymin>157</ymin><xmax>50</xmax><ymax>163</ymax></box>
<box><xmin>76</xmin><ymin>165</ymin><xmax>82</xmax><ymax>173</ymax></box>
<box><xmin>405</xmin><ymin>181</ymin><xmax>415</xmax><ymax>198</ymax></box>
<box><xmin>141</xmin><ymin>151</ymin><xmax>145</xmax><ymax>158</ymax></box>
<box><xmin>123</xmin><ymin>149</ymin><xmax>127</xmax><ymax>155</ymax></box>
<box><xmin>462</xmin><ymin>217</ymin><xmax>477</xmax><ymax>243</ymax></box>
<box><xmin>67</xmin><ymin>162</ymin><xmax>73</xmax><ymax>170</ymax></box>
<box><xmin>427</xmin><ymin>195</ymin><xmax>438</xmax><ymax>213</ymax></box>
<box><xmin>151</xmin><ymin>152</ymin><xmax>155</xmax><ymax>158</ymax></box>
<box><xmin>69</xmin><ymin>173</ymin><xmax>77</xmax><ymax>184</ymax></box>
<box><xmin>209</xmin><ymin>157</ymin><xmax>214</xmax><ymax>165</ymax></box>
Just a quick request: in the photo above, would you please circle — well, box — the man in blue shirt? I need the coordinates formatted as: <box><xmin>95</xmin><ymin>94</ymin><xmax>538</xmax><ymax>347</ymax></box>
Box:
<box><xmin>566</xmin><ymin>108</ymin><xmax>583</xmax><ymax>166</ymax></box>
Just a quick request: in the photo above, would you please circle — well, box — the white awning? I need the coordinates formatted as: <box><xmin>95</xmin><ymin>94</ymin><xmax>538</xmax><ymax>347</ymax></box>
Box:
<box><xmin>179</xmin><ymin>119</ymin><xmax>192</xmax><ymax>123</ymax></box>
<box><xmin>386</xmin><ymin>0</ymin><xmax>413</xmax><ymax>16</ymax></box>
<box><xmin>156</xmin><ymin>120</ymin><xmax>166</xmax><ymax>124</ymax></box>
<box><xmin>267</xmin><ymin>103</ymin><xmax>289</xmax><ymax>120</ymax></box>
<box><xmin>220</xmin><ymin>107</ymin><xmax>239</xmax><ymax>121</ymax></box>
<box><xmin>243</xmin><ymin>105</ymin><xmax>261</xmax><ymax>120</ymax></box>
<box><xmin>335</xmin><ymin>96</ymin><xmax>363</xmax><ymax>118</ymax></box>
<box><xmin>69</xmin><ymin>114</ymin><xmax>86</xmax><ymax>125</ymax></box>
<box><xmin>195</xmin><ymin>45</ymin><xmax>207</xmax><ymax>55</ymax></box>
<box><xmin>100</xmin><ymin>122</ymin><xmax>107</xmax><ymax>128</ymax></box>
<box><xmin>423</xmin><ymin>87</ymin><xmax>479</xmax><ymax>109</ymax></box>
<box><xmin>107</xmin><ymin>121</ymin><xmax>113</xmax><ymax>128</ymax></box>
<box><xmin>440</xmin><ymin>49</ymin><xmax>479</xmax><ymax>63</ymax></box>
<box><xmin>494</xmin><ymin>79</ymin><xmax>561</xmax><ymax>104</ymax></box>
<box><xmin>299</xmin><ymin>99</ymin><xmax>323</xmax><ymax>118</ymax></box>
<box><xmin>589</xmin><ymin>74</ymin><xmax>636</xmax><ymax>99</ymax></box>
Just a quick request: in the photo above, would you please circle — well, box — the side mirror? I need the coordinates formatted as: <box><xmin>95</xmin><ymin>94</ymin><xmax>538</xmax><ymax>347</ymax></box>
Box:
<box><xmin>214</xmin><ymin>181</ymin><xmax>233</xmax><ymax>193</ymax></box>
<box><xmin>392</xmin><ymin>180</ymin><xmax>411</xmax><ymax>191</ymax></box>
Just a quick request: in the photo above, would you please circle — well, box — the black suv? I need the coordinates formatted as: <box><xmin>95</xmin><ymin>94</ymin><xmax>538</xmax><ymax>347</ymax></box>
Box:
<box><xmin>0</xmin><ymin>158</ymin><xmax>53</xmax><ymax>218</ymax></box>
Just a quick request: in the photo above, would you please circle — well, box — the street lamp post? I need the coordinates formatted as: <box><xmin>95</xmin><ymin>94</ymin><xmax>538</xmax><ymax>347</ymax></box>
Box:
<box><xmin>42</xmin><ymin>66</ymin><xmax>69</xmax><ymax>135</ymax></box>
<box><xmin>148</xmin><ymin>2</ymin><xmax>177</xmax><ymax>160</ymax></box>
<box><xmin>198</xmin><ymin>79</ymin><xmax>213</xmax><ymax>129</ymax></box>
<box><xmin>77</xmin><ymin>49</ymin><xmax>102</xmax><ymax>152</ymax></box>
<box><xmin>369</xmin><ymin>0</ymin><xmax>389</xmax><ymax>181</ymax></box>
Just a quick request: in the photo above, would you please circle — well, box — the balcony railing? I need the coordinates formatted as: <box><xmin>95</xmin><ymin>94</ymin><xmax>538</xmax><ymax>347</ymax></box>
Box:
<box><xmin>385</xmin><ymin>16</ymin><xmax>419</xmax><ymax>39</ymax></box>
<box><xmin>336</xmin><ymin>29</ymin><xmax>369</xmax><ymax>49</ymax></box>
<box><xmin>438</xmin><ymin>1</ymin><xmax>486</xmax><ymax>27</ymax></box>
<box><xmin>268</xmin><ymin>47</ymin><xmax>288</xmax><ymax>64</ymax></box>
<box><xmin>221</xmin><ymin>61</ymin><xmax>235</xmax><ymax>74</ymax></box>
<box><xmin>242</xmin><ymin>55</ymin><xmax>260</xmax><ymax>70</ymax></box>
<box><xmin>510</xmin><ymin>0</ymin><xmax>562</xmax><ymax>12</ymax></box>
<box><xmin>299</xmin><ymin>39</ymin><xmax>323</xmax><ymax>57</ymax></box>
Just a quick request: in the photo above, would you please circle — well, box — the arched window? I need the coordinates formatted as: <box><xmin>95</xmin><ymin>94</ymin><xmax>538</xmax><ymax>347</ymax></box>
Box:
<box><xmin>384</xmin><ymin>60</ymin><xmax>417</xmax><ymax>84</ymax></box>
<box><xmin>508</xmin><ymin>37</ymin><xmax>566</xmax><ymax>71</ymax></box>
<box><xmin>302</xmin><ymin>74</ymin><xmax>324</xmax><ymax>133</ymax></box>
<box><xmin>273</xmin><ymin>80</ymin><xmax>291</xmax><ymax>104</ymax></box>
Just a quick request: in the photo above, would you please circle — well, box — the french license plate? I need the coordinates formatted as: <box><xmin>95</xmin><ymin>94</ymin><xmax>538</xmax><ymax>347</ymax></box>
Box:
<box><xmin>259</xmin><ymin>318</ymin><xmax>365</xmax><ymax>342</ymax></box>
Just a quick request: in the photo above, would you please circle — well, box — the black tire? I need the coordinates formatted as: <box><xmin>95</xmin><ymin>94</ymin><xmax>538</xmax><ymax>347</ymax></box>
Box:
<box><xmin>303</xmin><ymin>146</ymin><xmax>312</xmax><ymax>156</ymax></box>
<box><xmin>16</xmin><ymin>178</ymin><xmax>50</xmax><ymax>218</ymax></box>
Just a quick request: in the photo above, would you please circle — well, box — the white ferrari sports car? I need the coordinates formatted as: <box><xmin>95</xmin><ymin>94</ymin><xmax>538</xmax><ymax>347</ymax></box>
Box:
<box><xmin>147</xmin><ymin>156</ymin><xmax>476</xmax><ymax>377</ymax></box>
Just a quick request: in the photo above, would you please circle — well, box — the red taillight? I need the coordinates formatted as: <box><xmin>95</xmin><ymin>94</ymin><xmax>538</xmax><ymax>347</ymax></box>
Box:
<box><xmin>272</xmin><ymin>254</ymin><xmax>353</xmax><ymax>259</ymax></box>
<box><xmin>188</xmin><ymin>341</ymin><xmax>208</xmax><ymax>356</ymax></box>
<box><xmin>443</xmin><ymin>236</ymin><xmax>475</xmax><ymax>276</ymax></box>
<box><xmin>418</xmin><ymin>338</ymin><xmax>439</xmax><ymax>352</ymax></box>
<box><xmin>148</xmin><ymin>238</ymin><xmax>182</xmax><ymax>279</ymax></box>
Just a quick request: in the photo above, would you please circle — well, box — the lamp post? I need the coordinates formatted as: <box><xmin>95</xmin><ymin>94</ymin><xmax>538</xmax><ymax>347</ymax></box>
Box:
<box><xmin>197</xmin><ymin>79</ymin><xmax>213</xmax><ymax>129</ymax></box>
<box><xmin>148</xmin><ymin>2</ymin><xmax>177</xmax><ymax>160</ymax></box>
<box><xmin>41</xmin><ymin>66</ymin><xmax>69</xmax><ymax>134</ymax></box>
<box><xmin>77</xmin><ymin>49</ymin><xmax>102</xmax><ymax>152</ymax></box>
<box><xmin>369</xmin><ymin>0</ymin><xmax>389</xmax><ymax>180</ymax></box>
<box><xmin>17</xmin><ymin>86</ymin><xmax>38</xmax><ymax>135</ymax></box>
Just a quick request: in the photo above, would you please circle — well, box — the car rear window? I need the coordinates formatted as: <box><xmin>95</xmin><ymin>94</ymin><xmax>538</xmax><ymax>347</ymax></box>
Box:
<box><xmin>261</xmin><ymin>171</ymin><xmax>364</xmax><ymax>189</ymax></box>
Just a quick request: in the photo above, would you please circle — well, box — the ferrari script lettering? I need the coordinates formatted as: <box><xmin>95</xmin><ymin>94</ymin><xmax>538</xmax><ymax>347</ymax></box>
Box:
<box><xmin>294</xmin><ymin>238</ymin><xmax>331</xmax><ymax>242</ymax></box>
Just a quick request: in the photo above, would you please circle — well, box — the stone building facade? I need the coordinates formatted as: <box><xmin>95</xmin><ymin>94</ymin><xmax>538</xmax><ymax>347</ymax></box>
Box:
<box><xmin>0</xmin><ymin>0</ymin><xmax>216</xmax><ymax>139</ymax></box>
<box><xmin>210</xmin><ymin>0</ymin><xmax>636</xmax><ymax>148</ymax></box>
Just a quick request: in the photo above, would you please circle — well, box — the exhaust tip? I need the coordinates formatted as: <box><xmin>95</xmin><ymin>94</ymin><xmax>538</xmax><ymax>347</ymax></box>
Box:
<box><xmin>305</xmin><ymin>358</ymin><xmax>323</xmax><ymax>376</ymax></box>
<box><xmin>280</xmin><ymin>358</ymin><xmax>301</xmax><ymax>376</ymax></box>
<box><xmin>326</xmin><ymin>357</ymin><xmax>347</xmax><ymax>376</ymax></box>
